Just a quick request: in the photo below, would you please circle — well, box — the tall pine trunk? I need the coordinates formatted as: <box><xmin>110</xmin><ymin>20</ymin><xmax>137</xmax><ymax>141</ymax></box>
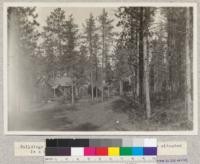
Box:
<box><xmin>95</xmin><ymin>55</ymin><xmax>98</xmax><ymax>100</ymax></box>
<box><xmin>101</xmin><ymin>31</ymin><xmax>105</xmax><ymax>102</ymax></box>
<box><xmin>185</xmin><ymin>7</ymin><xmax>192</xmax><ymax>122</ymax></box>
<box><xmin>119</xmin><ymin>80</ymin><xmax>123</xmax><ymax>96</ymax></box>
<box><xmin>71</xmin><ymin>83</ymin><xmax>74</xmax><ymax>105</ymax></box>
<box><xmin>95</xmin><ymin>87</ymin><xmax>98</xmax><ymax>100</ymax></box>
<box><xmin>91</xmin><ymin>72</ymin><xmax>94</xmax><ymax>101</ymax></box>
<box><xmin>101</xmin><ymin>64</ymin><xmax>104</xmax><ymax>102</ymax></box>
<box><xmin>144</xmin><ymin>36</ymin><xmax>151</xmax><ymax>119</ymax></box>
<box><xmin>139</xmin><ymin>7</ymin><xmax>144</xmax><ymax>104</ymax></box>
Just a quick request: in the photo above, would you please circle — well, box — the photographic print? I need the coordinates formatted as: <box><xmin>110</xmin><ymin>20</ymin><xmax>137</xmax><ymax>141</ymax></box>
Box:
<box><xmin>4</xmin><ymin>3</ymin><xmax>197</xmax><ymax>135</ymax></box>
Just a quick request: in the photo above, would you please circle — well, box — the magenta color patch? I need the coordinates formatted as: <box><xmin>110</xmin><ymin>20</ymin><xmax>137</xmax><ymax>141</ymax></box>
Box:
<box><xmin>84</xmin><ymin>147</ymin><xmax>96</xmax><ymax>156</ymax></box>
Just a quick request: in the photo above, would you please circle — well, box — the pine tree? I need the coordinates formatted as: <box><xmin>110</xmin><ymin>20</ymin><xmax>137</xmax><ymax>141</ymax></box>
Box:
<box><xmin>42</xmin><ymin>8</ymin><xmax>67</xmax><ymax>78</ymax></box>
<box><xmin>185</xmin><ymin>7</ymin><xmax>192</xmax><ymax>122</ymax></box>
<box><xmin>83</xmin><ymin>14</ymin><xmax>99</xmax><ymax>101</ymax></box>
<box><xmin>115</xmin><ymin>7</ymin><xmax>155</xmax><ymax>118</ymax></box>
<box><xmin>114</xmin><ymin>37</ymin><xmax>130</xmax><ymax>96</ymax></box>
<box><xmin>98</xmin><ymin>8</ymin><xmax>114</xmax><ymax>101</ymax></box>
<box><xmin>62</xmin><ymin>15</ymin><xmax>79</xmax><ymax>76</ymax></box>
<box><xmin>163</xmin><ymin>8</ymin><xmax>187</xmax><ymax>100</ymax></box>
<box><xmin>75</xmin><ymin>45</ymin><xmax>88</xmax><ymax>89</ymax></box>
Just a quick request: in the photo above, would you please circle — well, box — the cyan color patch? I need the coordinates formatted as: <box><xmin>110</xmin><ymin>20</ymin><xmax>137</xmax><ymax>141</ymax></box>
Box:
<box><xmin>132</xmin><ymin>147</ymin><xmax>144</xmax><ymax>156</ymax></box>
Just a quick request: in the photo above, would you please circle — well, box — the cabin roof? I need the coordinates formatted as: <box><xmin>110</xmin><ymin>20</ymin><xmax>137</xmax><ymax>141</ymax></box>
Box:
<box><xmin>49</xmin><ymin>76</ymin><xmax>73</xmax><ymax>89</ymax></box>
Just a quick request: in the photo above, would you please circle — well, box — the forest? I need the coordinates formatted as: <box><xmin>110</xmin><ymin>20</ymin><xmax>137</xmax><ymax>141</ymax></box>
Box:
<box><xmin>7</xmin><ymin>6</ymin><xmax>193</xmax><ymax>131</ymax></box>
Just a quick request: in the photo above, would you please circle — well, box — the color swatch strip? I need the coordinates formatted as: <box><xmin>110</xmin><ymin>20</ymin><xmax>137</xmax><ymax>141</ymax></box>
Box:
<box><xmin>45</xmin><ymin>147</ymin><xmax>157</xmax><ymax>156</ymax></box>
<box><xmin>45</xmin><ymin>139</ymin><xmax>157</xmax><ymax>156</ymax></box>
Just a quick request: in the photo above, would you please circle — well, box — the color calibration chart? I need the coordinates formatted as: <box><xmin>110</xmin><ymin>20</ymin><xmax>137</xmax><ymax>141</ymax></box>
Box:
<box><xmin>44</xmin><ymin>138</ymin><xmax>157</xmax><ymax>163</ymax></box>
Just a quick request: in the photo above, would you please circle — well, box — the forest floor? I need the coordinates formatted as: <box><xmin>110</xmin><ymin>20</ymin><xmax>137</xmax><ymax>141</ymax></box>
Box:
<box><xmin>8</xmin><ymin>96</ymin><xmax>192</xmax><ymax>131</ymax></box>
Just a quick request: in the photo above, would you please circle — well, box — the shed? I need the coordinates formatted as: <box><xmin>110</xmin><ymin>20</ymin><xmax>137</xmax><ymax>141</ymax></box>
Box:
<box><xmin>49</xmin><ymin>76</ymin><xmax>75</xmax><ymax>104</ymax></box>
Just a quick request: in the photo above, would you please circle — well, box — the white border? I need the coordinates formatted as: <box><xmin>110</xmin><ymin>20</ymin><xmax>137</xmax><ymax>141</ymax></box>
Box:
<box><xmin>3</xmin><ymin>2</ymin><xmax>198</xmax><ymax>136</ymax></box>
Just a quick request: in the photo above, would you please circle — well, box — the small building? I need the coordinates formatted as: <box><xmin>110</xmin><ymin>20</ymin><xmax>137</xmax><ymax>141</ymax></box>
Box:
<box><xmin>49</xmin><ymin>76</ymin><xmax>74</xmax><ymax>104</ymax></box>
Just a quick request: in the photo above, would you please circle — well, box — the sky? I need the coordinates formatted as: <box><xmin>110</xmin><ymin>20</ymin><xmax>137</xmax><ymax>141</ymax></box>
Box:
<box><xmin>34</xmin><ymin>7</ymin><xmax>165</xmax><ymax>67</ymax></box>
<box><xmin>35</xmin><ymin>7</ymin><xmax>165</xmax><ymax>37</ymax></box>
<box><xmin>36</xmin><ymin>7</ymin><xmax>120</xmax><ymax>32</ymax></box>
<box><xmin>35</xmin><ymin>7</ymin><xmax>123</xmax><ymax>59</ymax></box>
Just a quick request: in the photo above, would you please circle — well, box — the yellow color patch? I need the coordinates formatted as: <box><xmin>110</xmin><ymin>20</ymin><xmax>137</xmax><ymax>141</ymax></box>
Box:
<box><xmin>108</xmin><ymin>147</ymin><xmax>120</xmax><ymax>156</ymax></box>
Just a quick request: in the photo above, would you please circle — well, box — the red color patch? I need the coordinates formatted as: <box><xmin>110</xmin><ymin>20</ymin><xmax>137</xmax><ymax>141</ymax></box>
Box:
<box><xmin>95</xmin><ymin>147</ymin><xmax>108</xmax><ymax>156</ymax></box>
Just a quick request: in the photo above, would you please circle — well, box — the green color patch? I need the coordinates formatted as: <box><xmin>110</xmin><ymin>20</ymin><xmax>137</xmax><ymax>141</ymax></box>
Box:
<box><xmin>120</xmin><ymin>147</ymin><xmax>133</xmax><ymax>156</ymax></box>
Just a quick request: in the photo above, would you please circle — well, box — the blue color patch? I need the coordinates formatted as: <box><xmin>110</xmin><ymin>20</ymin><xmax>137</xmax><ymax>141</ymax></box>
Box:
<box><xmin>144</xmin><ymin>147</ymin><xmax>157</xmax><ymax>156</ymax></box>
<box><xmin>132</xmin><ymin>147</ymin><xmax>144</xmax><ymax>156</ymax></box>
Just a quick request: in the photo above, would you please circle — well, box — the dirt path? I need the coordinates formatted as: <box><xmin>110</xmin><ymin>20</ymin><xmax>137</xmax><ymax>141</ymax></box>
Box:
<box><xmin>10</xmin><ymin>96</ymin><xmax>133</xmax><ymax>131</ymax></box>
<box><xmin>9</xmin><ymin>96</ymin><xmax>190</xmax><ymax>131</ymax></box>
<box><xmin>53</xmin><ymin>96</ymin><xmax>131</xmax><ymax>131</ymax></box>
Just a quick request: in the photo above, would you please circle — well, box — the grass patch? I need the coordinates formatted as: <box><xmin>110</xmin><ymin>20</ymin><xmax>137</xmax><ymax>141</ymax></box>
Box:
<box><xmin>112</xmin><ymin>96</ymin><xmax>145</xmax><ymax>121</ymax></box>
<box><xmin>112</xmin><ymin>96</ymin><xmax>192</xmax><ymax>131</ymax></box>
